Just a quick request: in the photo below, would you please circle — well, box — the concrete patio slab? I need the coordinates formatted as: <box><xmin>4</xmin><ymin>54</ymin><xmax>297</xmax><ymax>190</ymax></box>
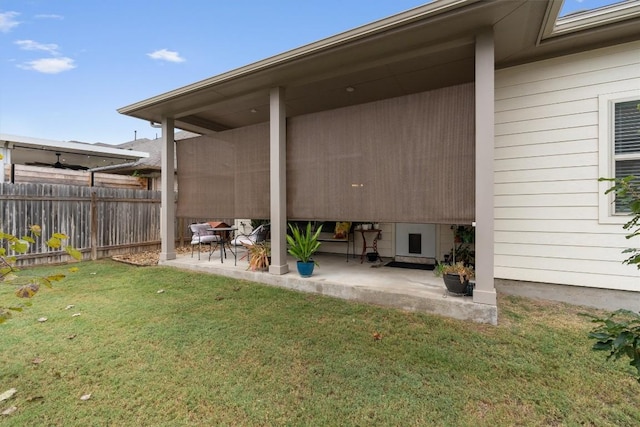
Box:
<box><xmin>160</xmin><ymin>249</ymin><xmax>498</xmax><ymax>325</ymax></box>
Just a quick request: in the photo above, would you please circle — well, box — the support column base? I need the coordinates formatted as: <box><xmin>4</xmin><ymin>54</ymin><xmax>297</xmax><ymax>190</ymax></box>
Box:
<box><xmin>473</xmin><ymin>289</ymin><xmax>497</xmax><ymax>305</ymax></box>
<box><xmin>160</xmin><ymin>252</ymin><xmax>176</xmax><ymax>261</ymax></box>
<box><xmin>269</xmin><ymin>264</ymin><xmax>289</xmax><ymax>275</ymax></box>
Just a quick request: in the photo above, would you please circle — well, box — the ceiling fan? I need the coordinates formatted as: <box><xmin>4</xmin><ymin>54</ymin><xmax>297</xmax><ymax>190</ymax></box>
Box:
<box><xmin>25</xmin><ymin>152</ymin><xmax>89</xmax><ymax>171</ymax></box>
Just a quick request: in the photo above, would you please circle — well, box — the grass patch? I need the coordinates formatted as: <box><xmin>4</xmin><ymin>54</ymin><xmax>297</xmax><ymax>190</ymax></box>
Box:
<box><xmin>1</xmin><ymin>260</ymin><xmax>639</xmax><ymax>425</ymax></box>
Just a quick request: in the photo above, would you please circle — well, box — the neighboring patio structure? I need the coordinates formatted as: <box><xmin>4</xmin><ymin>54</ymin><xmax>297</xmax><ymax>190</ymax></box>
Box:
<box><xmin>119</xmin><ymin>0</ymin><xmax>640</xmax><ymax>323</ymax></box>
<box><xmin>1</xmin><ymin>133</ymin><xmax>149</xmax><ymax>182</ymax></box>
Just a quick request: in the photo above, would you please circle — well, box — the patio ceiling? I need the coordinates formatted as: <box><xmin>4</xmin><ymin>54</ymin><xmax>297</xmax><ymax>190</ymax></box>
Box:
<box><xmin>118</xmin><ymin>0</ymin><xmax>639</xmax><ymax>135</ymax></box>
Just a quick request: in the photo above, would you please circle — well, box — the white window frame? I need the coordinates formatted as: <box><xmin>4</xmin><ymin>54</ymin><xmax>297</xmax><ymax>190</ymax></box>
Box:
<box><xmin>598</xmin><ymin>90</ymin><xmax>640</xmax><ymax>224</ymax></box>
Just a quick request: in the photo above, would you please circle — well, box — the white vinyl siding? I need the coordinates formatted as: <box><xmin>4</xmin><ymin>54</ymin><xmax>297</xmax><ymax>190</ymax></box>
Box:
<box><xmin>494</xmin><ymin>40</ymin><xmax>640</xmax><ymax>292</ymax></box>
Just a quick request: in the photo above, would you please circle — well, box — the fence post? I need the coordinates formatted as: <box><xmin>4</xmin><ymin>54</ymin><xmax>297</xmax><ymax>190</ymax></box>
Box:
<box><xmin>90</xmin><ymin>191</ymin><xmax>98</xmax><ymax>260</ymax></box>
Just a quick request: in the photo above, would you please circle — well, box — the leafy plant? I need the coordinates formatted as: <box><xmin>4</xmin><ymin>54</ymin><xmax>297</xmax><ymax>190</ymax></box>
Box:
<box><xmin>447</xmin><ymin>225</ymin><xmax>475</xmax><ymax>266</ymax></box>
<box><xmin>247</xmin><ymin>241</ymin><xmax>270</xmax><ymax>271</ymax></box>
<box><xmin>433</xmin><ymin>262</ymin><xmax>447</xmax><ymax>278</ymax></box>
<box><xmin>599</xmin><ymin>175</ymin><xmax>640</xmax><ymax>269</ymax></box>
<box><xmin>286</xmin><ymin>222</ymin><xmax>322</xmax><ymax>264</ymax></box>
<box><xmin>584</xmin><ymin>309</ymin><xmax>640</xmax><ymax>382</ymax></box>
<box><xmin>453</xmin><ymin>225</ymin><xmax>474</xmax><ymax>244</ymax></box>
<box><xmin>586</xmin><ymin>175</ymin><xmax>640</xmax><ymax>379</ymax></box>
<box><xmin>1</xmin><ymin>225</ymin><xmax>81</xmax><ymax>323</ymax></box>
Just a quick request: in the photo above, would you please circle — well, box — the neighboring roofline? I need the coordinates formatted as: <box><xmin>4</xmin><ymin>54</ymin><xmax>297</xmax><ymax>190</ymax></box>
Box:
<box><xmin>0</xmin><ymin>133</ymin><xmax>149</xmax><ymax>160</ymax></box>
<box><xmin>540</xmin><ymin>0</ymin><xmax>640</xmax><ymax>40</ymax></box>
<box><xmin>118</xmin><ymin>0</ymin><xmax>479</xmax><ymax>116</ymax></box>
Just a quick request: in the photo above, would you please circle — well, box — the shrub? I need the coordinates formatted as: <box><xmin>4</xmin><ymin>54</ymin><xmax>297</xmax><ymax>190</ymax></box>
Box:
<box><xmin>587</xmin><ymin>174</ymin><xmax>640</xmax><ymax>381</ymax></box>
<box><xmin>584</xmin><ymin>309</ymin><xmax>640</xmax><ymax>382</ymax></box>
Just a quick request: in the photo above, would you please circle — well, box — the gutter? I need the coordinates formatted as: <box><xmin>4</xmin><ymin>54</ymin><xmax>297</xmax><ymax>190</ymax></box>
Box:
<box><xmin>89</xmin><ymin>161</ymin><xmax>139</xmax><ymax>172</ymax></box>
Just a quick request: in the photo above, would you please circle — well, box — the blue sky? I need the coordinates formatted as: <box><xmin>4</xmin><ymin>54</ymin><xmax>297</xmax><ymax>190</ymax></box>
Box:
<box><xmin>0</xmin><ymin>0</ymin><xmax>623</xmax><ymax>145</ymax></box>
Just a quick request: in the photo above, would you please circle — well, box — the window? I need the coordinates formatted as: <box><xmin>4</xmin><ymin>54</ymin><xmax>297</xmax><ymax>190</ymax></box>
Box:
<box><xmin>613</xmin><ymin>100</ymin><xmax>640</xmax><ymax>213</ymax></box>
<box><xmin>598</xmin><ymin>91</ymin><xmax>640</xmax><ymax>223</ymax></box>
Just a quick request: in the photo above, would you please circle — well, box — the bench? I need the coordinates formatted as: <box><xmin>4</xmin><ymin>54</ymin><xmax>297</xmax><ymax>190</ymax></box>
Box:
<box><xmin>317</xmin><ymin>231</ymin><xmax>355</xmax><ymax>262</ymax></box>
<box><xmin>289</xmin><ymin>221</ymin><xmax>356</xmax><ymax>262</ymax></box>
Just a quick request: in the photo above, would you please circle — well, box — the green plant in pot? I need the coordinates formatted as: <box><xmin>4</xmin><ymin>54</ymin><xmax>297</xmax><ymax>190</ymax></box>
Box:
<box><xmin>441</xmin><ymin>262</ymin><xmax>475</xmax><ymax>295</ymax></box>
<box><xmin>287</xmin><ymin>222</ymin><xmax>322</xmax><ymax>277</ymax></box>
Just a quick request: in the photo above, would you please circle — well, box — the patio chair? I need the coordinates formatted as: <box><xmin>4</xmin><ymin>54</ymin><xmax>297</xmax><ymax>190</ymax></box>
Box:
<box><xmin>231</xmin><ymin>223</ymin><xmax>270</xmax><ymax>261</ymax></box>
<box><xmin>189</xmin><ymin>223</ymin><xmax>221</xmax><ymax>260</ymax></box>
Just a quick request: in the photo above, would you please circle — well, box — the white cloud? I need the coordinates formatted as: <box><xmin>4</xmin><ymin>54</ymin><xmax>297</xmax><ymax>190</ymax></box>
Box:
<box><xmin>0</xmin><ymin>11</ymin><xmax>20</xmax><ymax>33</ymax></box>
<box><xmin>35</xmin><ymin>14</ymin><xmax>64</xmax><ymax>20</ymax></box>
<box><xmin>18</xmin><ymin>57</ymin><xmax>76</xmax><ymax>74</ymax></box>
<box><xmin>15</xmin><ymin>39</ymin><xmax>60</xmax><ymax>55</ymax></box>
<box><xmin>147</xmin><ymin>48</ymin><xmax>185</xmax><ymax>63</ymax></box>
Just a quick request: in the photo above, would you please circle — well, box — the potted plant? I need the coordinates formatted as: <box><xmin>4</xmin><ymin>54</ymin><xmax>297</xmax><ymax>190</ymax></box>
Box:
<box><xmin>439</xmin><ymin>261</ymin><xmax>474</xmax><ymax>295</ymax></box>
<box><xmin>447</xmin><ymin>225</ymin><xmax>475</xmax><ymax>266</ymax></box>
<box><xmin>286</xmin><ymin>222</ymin><xmax>322</xmax><ymax>277</ymax></box>
<box><xmin>247</xmin><ymin>241</ymin><xmax>270</xmax><ymax>271</ymax></box>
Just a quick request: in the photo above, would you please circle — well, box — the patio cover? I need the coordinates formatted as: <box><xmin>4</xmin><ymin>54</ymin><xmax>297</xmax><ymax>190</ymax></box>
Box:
<box><xmin>118</xmin><ymin>0</ymin><xmax>640</xmax><ymax>303</ymax></box>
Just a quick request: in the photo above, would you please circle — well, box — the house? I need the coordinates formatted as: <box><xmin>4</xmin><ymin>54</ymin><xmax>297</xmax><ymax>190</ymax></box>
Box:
<box><xmin>118</xmin><ymin>0</ymin><xmax>640</xmax><ymax>312</ymax></box>
<box><xmin>100</xmin><ymin>130</ymin><xmax>199</xmax><ymax>191</ymax></box>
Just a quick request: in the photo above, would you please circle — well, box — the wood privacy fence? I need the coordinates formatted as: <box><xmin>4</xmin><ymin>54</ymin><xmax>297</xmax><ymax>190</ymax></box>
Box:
<box><xmin>0</xmin><ymin>183</ymin><xmax>162</xmax><ymax>266</ymax></box>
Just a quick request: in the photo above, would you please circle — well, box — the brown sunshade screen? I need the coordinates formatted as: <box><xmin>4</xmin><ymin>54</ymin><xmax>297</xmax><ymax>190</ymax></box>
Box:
<box><xmin>287</xmin><ymin>83</ymin><xmax>475</xmax><ymax>223</ymax></box>
<box><xmin>176</xmin><ymin>136</ymin><xmax>235</xmax><ymax>218</ymax></box>
<box><xmin>176</xmin><ymin>123</ymin><xmax>270</xmax><ymax>219</ymax></box>
<box><xmin>227</xmin><ymin>124</ymin><xmax>270</xmax><ymax>218</ymax></box>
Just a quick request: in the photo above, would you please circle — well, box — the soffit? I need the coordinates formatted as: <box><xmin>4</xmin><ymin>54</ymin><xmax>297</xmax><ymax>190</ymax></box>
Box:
<box><xmin>119</xmin><ymin>0</ymin><xmax>552</xmax><ymax>134</ymax></box>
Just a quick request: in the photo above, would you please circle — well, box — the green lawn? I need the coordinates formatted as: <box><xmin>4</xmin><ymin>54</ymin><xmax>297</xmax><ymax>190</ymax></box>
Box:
<box><xmin>1</xmin><ymin>260</ymin><xmax>639</xmax><ymax>426</ymax></box>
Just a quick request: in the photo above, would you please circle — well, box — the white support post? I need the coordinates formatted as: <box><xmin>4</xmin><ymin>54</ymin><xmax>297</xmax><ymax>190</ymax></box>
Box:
<box><xmin>269</xmin><ymin>87</ymin><xmax>289</xmax><ymax>275</ymax></box>
<box><xmin>160</xmin><ymin>117</ymin><xmax>176</xmax><ymax>261</ymax></box>
<box><xmin>473</xmin><ymin>28</ymin><xmax>497</xmax><ymax>306</ymax></box>
<box><xmin>0</xmin><ymin>142</ymin><xmax>11</xmax><ymax>183</ymax></box>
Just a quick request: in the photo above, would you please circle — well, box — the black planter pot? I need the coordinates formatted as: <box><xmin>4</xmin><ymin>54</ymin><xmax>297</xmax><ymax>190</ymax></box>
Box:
<box><xmin>443</xmin><ymin>274</ymin><xmax>469</xmax><ymax>295</ymax></box>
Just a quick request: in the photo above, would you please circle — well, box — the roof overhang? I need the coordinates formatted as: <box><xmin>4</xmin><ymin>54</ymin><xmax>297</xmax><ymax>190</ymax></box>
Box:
<box><xmin>0</xmin><ymin>133</ymin><xmax>149</xmax><ymax>169</ymax></box>
<box><xmin>541</xmin><ymin>0</ymin><xmax>640</xmax><ymax>39</ymax></box>
<box><xmin>506</xmin><ymin>0</ymin><xmax>640</xmax><ymax>67</ymax></box>
<box><xmin>118</xmin><ymin>0</ymin><xmax>640</xmax><ymax>134</ymax></box>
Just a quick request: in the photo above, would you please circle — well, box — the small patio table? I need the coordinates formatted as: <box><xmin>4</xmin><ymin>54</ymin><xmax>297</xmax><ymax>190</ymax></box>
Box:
<box><xmin>207</xmin><ymin>226</ymin><xmax>238</xmax><ymax>265</ymax></box>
